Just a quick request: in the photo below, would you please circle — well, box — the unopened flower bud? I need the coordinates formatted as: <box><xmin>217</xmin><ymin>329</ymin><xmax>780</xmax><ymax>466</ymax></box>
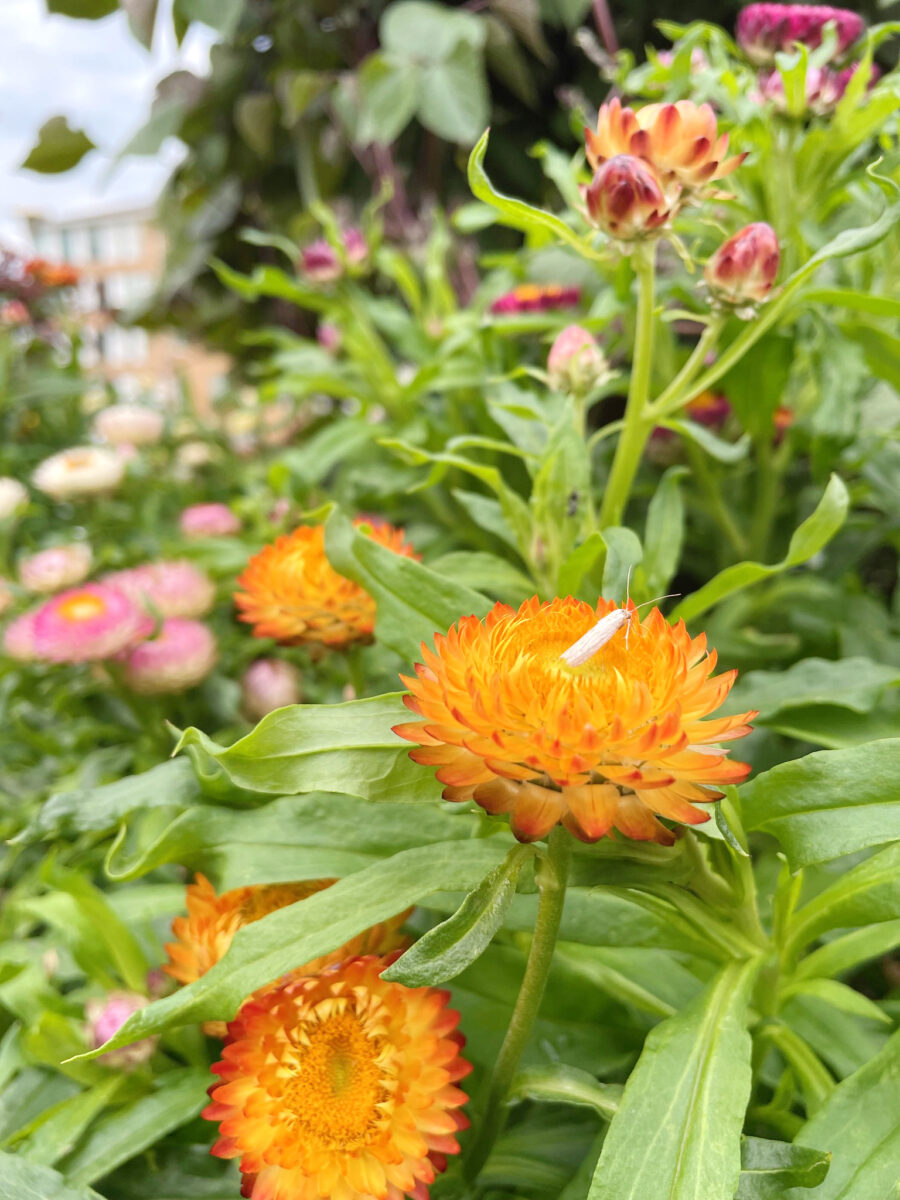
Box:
<box><xmin>547</xmin><ymin>325</ymin><xmax>610</xmax><ymax>394</ymax></box>
<box><xmin>241</xmin><ymin>658</ymin><xmax>302</xmax><ymax>720</ymax></box>
<box><xmin>586</xmin><ymin>156</ymin><xmax>674</xmax><ymax>241</ymax></box>
<box><xmin>705</xmin><ymin>223</ymin><xmax>779</xmax><ymax>308</ymax></box>
<box><xmin>301</xmin><ymin>227</ymin><xmax>368</xmax><ymax>282</ymax></box>
<box><xmin>85</xmin><ymin>991</ymin><xmax>157</xmax><ymax>1069</ymax></box>
<box><xmin>737</xmin><ymin>4</ymin><xmax>864</xmax><ymax>67</ymax></box>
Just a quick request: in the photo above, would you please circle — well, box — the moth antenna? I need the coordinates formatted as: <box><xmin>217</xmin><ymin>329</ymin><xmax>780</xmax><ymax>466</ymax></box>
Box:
<box><xmin>624</xmin><ymin>563</ymin><xmax>633</xmax><ymax>608</ymax></box>
<box><xmin>633</xmin><ymin>592</ymin><xmax>681</xmax><ymax>611</ymax></box>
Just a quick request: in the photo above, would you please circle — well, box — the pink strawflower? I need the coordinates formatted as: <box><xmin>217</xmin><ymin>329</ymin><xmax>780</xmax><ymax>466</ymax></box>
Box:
<box><xmin>547</xmin><ymin>325</ymin><xmax>610</xmax><ymax>393</ymax></box>
<box><xmin>31</xmin><ymin>584</ymin><xmax>151</xmax><ymax>663</ymax></box>
<box><xmin>737</xmin><ymin>4</ymin><xmax>865</xmax><ymax>66</ymax></box>
<box><xmin>121</xmin><ymin>618</ymin><xmax>218</xmax><ymax>694</ymax></box>
<box><xmin>93</xmin><ymin>404</ymin><xmax>165</xmax><ymax>447</ymax></box>
<box><xmin>1</xmin><ymin>300</ymin><xmax>29</xmax><ymax>326</ymax></box>
<box><xmin>179</xmin><ymin>502</ymin><xmax>242</xmax><ymax>538</ymax></box>
<box><xmin>757</xmin><ymin>61</ymin><xmax>881</xmax><ymax>114</ymax></box>
<box><xmin>316</xmin><ymin>321</ymin><xmax>341</xmax><ymax>353</ymax></box>
<box><xmin>103</xmin><ymin>561</ymin><xmax>216</xmax><ymax>619</ymax></box>
<box><xmin>705</xmin><ymin>222</ymin><xmax>780</xmax><ymax>308</ymax></box>
<box><xmin>3</xmin><ymin>611</ymin><xmax>38</xmax><ymax>660</ymax></box>
<box><xmin>241</xmin><ymin>658</ymin><xmax>303</xmax><ymax>721</ymax></box>
<box><xmin>19</xmin><ymin>543</ymin><xmax>92</xmax><ymax>594</ymax></box>
<box><xmin>301</xmin><ymin>227</ymin><xmax>368</xmax><ymax>282</ymax></box>
<box><xmin>0</xmin><ymin>580</ymin><xmax>13</xmax><ymax>617</ymax></box>
<box><xmin>491</xmin><ymin>284</ymin><xmax>581</xmax><ymax>314</ymax></box>
<box><xmin>85</xmin><ymin>991</ymin><xmax>157</xmax><ymax>1068</ymax></box>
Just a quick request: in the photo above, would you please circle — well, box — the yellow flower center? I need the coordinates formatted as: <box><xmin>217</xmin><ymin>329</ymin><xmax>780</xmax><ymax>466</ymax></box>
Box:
<box><xmin>57</xmin><ymin>593</ymin><xmax>107</xmax><ymax>623</ymax></box>
<box><xmin>283</xmin><ymin>1005</ymin><xmax>388</xmax><ymax>1151</ymax></box>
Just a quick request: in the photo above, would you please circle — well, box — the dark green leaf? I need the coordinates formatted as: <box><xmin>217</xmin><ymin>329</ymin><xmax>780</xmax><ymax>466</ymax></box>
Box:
<box><xmin>587</xmin><ymin>960</ymin><xmax>758</xmax><ymax>1200</ymax></box>
<box><xmin>785</xmin><ymin>842</ymin><xmax>900</xmax><ymax>954</ymax></box>
<box><xmin>509</xmin><ymin>1065</ymin><xmax>621</xmax><ymax>1120</ymax></box>
<box><xmin>173</xmin><ymin>0</ymin><xmax>242</xmax><ymax>36</ymax></box>
<box><xmin>670</xmin><ymin>475</ymin><xmax>849</xmax><ymax>624</ymax></box>
<box><xmin>383</xmin><ymin>844</ymin><xmax>533</xmax><ymax>985</ymax></box>
<box><xmin>45</xmin><ymin>0</ymin><xmax>115</xmax><ymax>16</ymax></box>
<box><xmin>22</xmin><ymin>117</ymin><xmax>95</xmax><ymax>173</ymax></box>
<box><xmin>176</xmin><ymin>693</ymin><xmax>444</xmax><ymax>803</ymax></box>
<box><xmin>739</xmin><ymin>741</ymin><xmax>900</xmax><ymax>868</ymax></box>
<box><xmin>795</xmin><ymin>920</ymin><xmax>900</xmax><ymax>983</ymax></box>
<box><xmin>77</xmin><ymin>840</ymin><xmax>509</xmax><ymax>1056</ymax></box>
<box><xmin>234</xmin><ymin>93</ymin><xmax>277</xmax><ymax>157</ymax></box>
<box><xmin>737</xmin><ymin>1137</ymin><xmax>830</xmax><ymax>1198</ymax></box>
<box><xmin>324</xmin><ymin>509</ymin><xmax>491</xmax><ymax>661</ymax></box>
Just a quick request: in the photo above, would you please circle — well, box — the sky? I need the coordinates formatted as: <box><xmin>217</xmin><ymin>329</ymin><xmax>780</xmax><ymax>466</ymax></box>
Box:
<box><xmin>0</xmin><ymin>0</ymin><xmax>216</xmax><ymax>246</ymax></box>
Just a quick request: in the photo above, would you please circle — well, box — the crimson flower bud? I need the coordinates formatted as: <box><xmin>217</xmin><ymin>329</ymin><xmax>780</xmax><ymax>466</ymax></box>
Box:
<box><xmin>547</xmin><ymin>325</ymin><xmax>610</xmax><ymax>394</ymax></box>
<box><xmin>736</xmin><ymin>4</ymin><xmax>864</xmax><ymax>67</ymax></box>
<box><xmin>85</xmin><ymin>991</ymin><xmax>157</xmax><ymax>1069</ymax></box>
<box><xmin>586</xmin><ymin>156</ymin><xmax>674</xmax><ymax>241</ymax></box>
<box><xmin>705</xmin><ymin>223</ymin><xmax>780</xmax><ymax>308</ymax></box>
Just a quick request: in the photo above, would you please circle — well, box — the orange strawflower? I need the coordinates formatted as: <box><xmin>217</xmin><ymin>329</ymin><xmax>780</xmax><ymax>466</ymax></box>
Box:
<box><xmin>164</xmin><ymin>876</ymin><xmax>409</xmax><ymax>1036</ymax></box>
<box><xmin>205</xmin><ymin>956</ymin><xmax>471</xmax><ymax>1200</ymax></box>
<box><xmin>235</xmin><ymin>521</ymin><xmax>416</xmax><ymax>647</ymax></box>
<box><xmin>585</xmin><ymin>97</ymin><xmax>746</xmax><ymax>193</ymax></box>
<box><xmin>394</xmin><ymin>596</ymin><xmax>755</xmax><ymax>845</ymax></box>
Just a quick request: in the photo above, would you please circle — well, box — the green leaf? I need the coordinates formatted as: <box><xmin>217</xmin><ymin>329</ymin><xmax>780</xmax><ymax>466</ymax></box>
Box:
<box><xmin>118</xmin><ymin>102</ymin><xmax>185</xmax><ymax>157</ymax></box>
<box><xmin>380</xmin><ymin>1</ymin><xmax>486</xmax><ymax>57</ymax></box>
<box><xmin>58</xmin><ymin>1068</ymin><xmax>210</xmax><ymax>1187</ymax></box>
<box><xmin>324</xmin><ymin>508</ymin><xmax>491</xmax><ymax>661</ymax></box>
<box><xmin>643</xmin><ymin>466</ymin><xmax>687</xmax><ymax>597</ymax></box>
<box><xmin>16</xmin><ymin>1076</ymin><xmax>127</xmax><ymax>1167</ymax></box>
<box><xmin>728</xmin><ymin>658</ymin><xmax>900</xmax><ymax>723</ymax></box>
<box><xmin>587</xmin><ymin>960</ymin><xmax>759</xmax><ymax>1200</ymax></box>
<box><xmin>737</xmin><ymin>1137</ymin><xmax>830</xmax><ymax>1198</ymax></box>
<box><xmin>558</xmin><ymin>531</ymin><xmax>606</xmax><ymax>597</ymax></box>
<box><xmin>790</xmin><ymin>1029</ymin><xmax>900</xmax><ymax>1199</ymax></box>
<box><xmin>781</xmin><ymin>978</ymin><xmax>891</xmax><ymax>1025</ymax></box>
<box><xmin>173</xmin><ymin>0</ymin><xmax>242</xmax><ymax>36</ymax></box>
<box><xmin>531</xmin><ymin>406</ymin><xmax>592</xmax><ymax>575</ymax></box>
<box><xmin>784</xmin><ymin>842</ymin><xmax>900</xmax><ymax>954</ymax></box>
<box><xmin>795</xmin><ymin>920</ymin><xmax>900</xmax><ymax>983</ymax></box>
<box><xmin>418</xmin><ymin>41</ymin><xmax>490</xmax><ymax>145</ymax></box>
<box><xmin>849</xmin><ymin>324</ymin><xmax>900</xmax><ymax>392</ymax></box>
<box><xmin>382</xmin><ymin>844</ymin><xmax>533</xmax><ymax>985</ymax></box>
<box><xmin>740</xmin><ymin>742</ymin><xmax>900</xmax><ymax>868</ymax></box>
<box><xmin>508</xmin><ymin>1065</ymin><xmax>622</xmax><ymax>1120</ymax></box>
<box><xmin>557</xmin><ymin>943</ymin><xmax>703</xmax><ymax>1019</ymax></box>
<box><xmin>799</xmin><ymin>287</ymin><xmax>900</xmax><ymax>320</ymax></box>
<box><xmin>21</xmin><ymin>116</ymin><xmax>95</xmax><ymax>173</ymax></box>
<box><xmin>45</xmin><ymin>0</ymin><xmax>115</xmax><ymax>15</ymax></box>
<box><xmin>468</xmin><ymin>128</ymin><xmax>599</xmax><ymax>256</ymax></box>
<box><xmin>105</xmin><ymin>792</ymin><xmax>487</xmax><ymax>886</ymax></box>
<box><xmin>210</xmin><ymin>261</ymin><xmax>327</xmax><ymax>312</ymax></box>
<box><xmin>601</xmin><ymin>527</ymin><xmax>643</xmax><ymax>600</ymax></box>
<box><xmin>234</xmin><ymin>93</ymin><xmax>277</xmax><ymax>157</ymax></box>
<box><xmin>659</xmin><ymin>419</ymin><xmax>751</xmax><ymax>463</ymax></box>
<box><xmin>356</xmin><ymin>54</ymin><xmax>421</xmax><ymax>145</ymax></box>
<box><xmin>14</xmin><ymin>759</ymin><xmax>199</xmax><ymax>845</ymax></box>
<box><xmin>77</xmin><ymin>840</ymin><xmax>509</xmax><ymax>1056</ymax></box>
<box><xmin>670</xmin><ymin>475</ymin><xmax>848</xmax><ymax>624</ymax></box>
<box><xmin>0</xmin><ymin>1152</ymin><xmax>101</xmax><ymax>1200</ymax></box>
<box><xmin>428</xmin><ymin>550</ymin><xmax>535</xmax><ymax>606</ymax></box>
<box><xmin>176</xmin><ymin>693</ymin><xmax>443</xmax><ymax>803</ymax></box>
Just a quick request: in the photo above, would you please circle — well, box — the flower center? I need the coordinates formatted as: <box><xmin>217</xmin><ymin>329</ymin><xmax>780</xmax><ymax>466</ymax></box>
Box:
<box><xmin>282</xmin><ymin>1005</ymin><xmax>388</xmax><ymax>1150</ymax></box>
<box><xmin>57</xmin><ymin>593</ymin><xmax>106</xmax><ymax>623</ymax></box>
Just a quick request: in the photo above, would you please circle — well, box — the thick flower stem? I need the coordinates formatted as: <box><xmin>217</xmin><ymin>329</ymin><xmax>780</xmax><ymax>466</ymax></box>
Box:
<box><xmin>598</xmin><ymin>245</ymin><xmax>656</xmax><ymax>530</ymax></box>
<box><xmin>464</xmin><ymin>826</ymin><xmax>571</xmax><ymax>1184</ymax></box>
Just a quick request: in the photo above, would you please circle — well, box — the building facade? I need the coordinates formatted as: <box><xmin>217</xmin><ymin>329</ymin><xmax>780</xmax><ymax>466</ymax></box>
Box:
<box><xmin>25</xmin><ymin>206</ymin><xmax>229</xmax><ymax>410</ymax></box>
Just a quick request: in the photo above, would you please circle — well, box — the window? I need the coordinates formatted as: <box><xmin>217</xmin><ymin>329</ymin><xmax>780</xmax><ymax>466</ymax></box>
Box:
<box><xmin>33</xmin><ymin>226</ymin><xmax>62</xmax><ymax>260</ymax></box>
<box><xmin>68</xmin><ymin>227</ymin><xmax>91</xmax><ymax>265</ymax></box>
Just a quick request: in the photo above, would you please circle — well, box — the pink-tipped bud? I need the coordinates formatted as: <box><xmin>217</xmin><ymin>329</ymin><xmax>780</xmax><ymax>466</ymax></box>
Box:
<box><xmin>737</xmin><ymin>4</ymin><xmax>864</xmax><ymax>66</ymax></box>
<box><xmin>757</xmin><ymin>61</ymin><xmax>880</xmax><ymax>115</ymax></box>
<box><xmin>179</xmin><ymin>502</ymin><xmax>242</xmax><ymax>539</ymax></box>
<box><xmin>586</xmin><ymin>156</ymin><xmax>674</xmax><ymax>241</ymax></box>
<box><xmin>241</xmin><ymin>658</ymin><xmax>303</xmax><ymax>720</ymax></box>
<box><xmin>547</xmin><ymin>325</ymin><xmax>610</xmax><ymax>394</ymax></box>
<box><xmin>705</xmin><ymin>223</ymin><xmax>780</xmax><ymax>307</ymax></box>
<box><xmin>85</xmin><ymin>991</ymin><xmax>157</xmax><ymax>1069</ymax></box>
<box><xmin>121</xmin><ymin>618</ymin><xmax>218</xmax><ymax>694</ymax></box>
<box><xmin>19</xmin><ymin>543</ymin><xmax>92</xmax><ymax>594</ymax></box>
<box><xmin>316</xmin><ymin>321</ymin><xmax>341</xmax><ymax>353</ymax></box>
<box><xmin>301</xmin><ymin>227</ymin><xmax>368</xmax><ymax>282</ymax></box>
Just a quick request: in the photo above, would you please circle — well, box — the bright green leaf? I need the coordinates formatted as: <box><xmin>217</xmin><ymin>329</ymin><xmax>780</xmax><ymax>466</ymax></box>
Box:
<box><xmin>173</xmin><ymin>0</ymin><xmax>242</xmax><ymax>36</ymax></box>
<box><xmin>357</xmin><ymin>54</ymin><xmax>421</xmax><ymax>145</ymax></box>
<box><xmin>0</xmin><ymin>1152</ymin><xmax>102</xmax><ymax>1200</ymax></box>
<box><xmin>21</xmin><ymin>117</ymin><xmax>95</xmax><ymax>173</ymax></box>
<box><xmin>643</xmin><ymin>466</ymin><xmax>687</xmax><ymax>597</ymax></box>
<box><xmin>737</xmin><ymin>1137</ymin><xmax>830</xmax><ymax>1198</ymax></box>
<box><xmin>508</xmin><ymin>1065</ymin><xmax>622</xmax><ymax>1120</ymax></box>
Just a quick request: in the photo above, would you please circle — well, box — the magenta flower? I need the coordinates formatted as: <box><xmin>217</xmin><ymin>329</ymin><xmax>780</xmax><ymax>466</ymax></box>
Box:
<box><xmin>19</xmin><ymin>543</ymin><xmax>92</xmax><ymax>594</ymax></box>
<box><xmin>737</xmin><ymin>4</ymin><xmax>865</xmax><ymax>66</ymax></box>
<box><xmin>179</xmin><ymin>502</ymin><xmax>242</xmax><ymax>538</ymax></box>
<box><xmin>121</xmin><ymin>618</ymin><xmax>218</xmax><ymax>694</ymax></box>
<box><xmin>85</xmin><ymin>991</ymin><xmax>157</xmax><ymax>1068</ymax></box>
<box><xmin>31</xmin><ymin>584</ymin><xmax>151</xmax><ymax>663</ymax></box>
<box><xmin>241</xmin><ymin>658</ymin><xmax>303</xmax><ymax>720</ymax></box>
<box><xmin>103</xmin><ymin>561</ymin><xmax>216</xmax><ymax>619</ymax></box>
<box><xmin>301</xmin><ymin>227</ymin><xmax>368</xmax><ymax>282</ymax></box>
<box><xmin>490</xmin><ymin>284</ymin><xmax>581</xmax><ymax>315</ymax></box>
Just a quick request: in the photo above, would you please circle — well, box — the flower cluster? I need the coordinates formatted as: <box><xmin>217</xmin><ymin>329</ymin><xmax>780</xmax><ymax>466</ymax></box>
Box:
<box><xmin>491</xmin><ymin>284</ymin><xmax>581</xmax><ymax>314</ymax></box>
<box><xmin>235</xmin><ymin>520</ymin><xmax>416</xmax><ymax>648</ymax></box>
<box><xmin>395</xmin><ymin>596</ymin><xmax>755</xmax><ymax>844</ymax></box>
<box><xmin>301</xmin><ymin>227</ymin><xmax>368</xmax><ymax>282</ymax></box>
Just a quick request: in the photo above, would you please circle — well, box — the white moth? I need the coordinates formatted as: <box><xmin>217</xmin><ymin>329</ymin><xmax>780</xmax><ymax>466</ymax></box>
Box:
<box><xmin>560</xmin><ymin>568</ymin><xmax>679</xmax><ymax>668</ymax></box>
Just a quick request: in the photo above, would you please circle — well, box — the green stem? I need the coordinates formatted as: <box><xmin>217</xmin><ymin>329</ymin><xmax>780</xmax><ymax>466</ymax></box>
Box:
<box><xmin>598</xmin><ymin>244</ymin><xmax>657</xmax><ymax>529</ymax></box>
<box><xmin>647</xmin><ymin>318</ymin><xmax>724</xmax><ymax>418</ymax></box>
<box><xmin>684</xmin><ymin>441</ymin><xmax>749</xmax><ymax>561</ymax></box>
<box><xmin>749</xmin><ymin>435</ymin><xmax>780</xmax><ymax>562</ymax></box>
<box><xmin>464</xmin><ymin>826</ymin><xmax>571</xmax><ymax>1184</ymax></box>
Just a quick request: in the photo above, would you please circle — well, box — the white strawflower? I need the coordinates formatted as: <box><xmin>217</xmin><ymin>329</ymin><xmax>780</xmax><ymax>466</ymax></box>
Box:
<box><xmin>33</xmin><ymin>447</ymin><xmax>124</xmax><ymax>501</ymax></box>
<box><xmin>93</xmin><ymin>404</ymin><xmax>165</xmax><ymax>447</ymax></box>
<box><xmin>0</xmin><ymin>477</ymin><xmax>28</xmax><ymax>519</ymax></box>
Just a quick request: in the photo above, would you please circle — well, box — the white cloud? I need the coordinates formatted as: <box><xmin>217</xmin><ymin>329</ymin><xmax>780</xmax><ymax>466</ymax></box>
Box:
<box><xmin>0</xmin><ymin>0</ymin><xmax>217</xmax><ymax>245</ymax></box>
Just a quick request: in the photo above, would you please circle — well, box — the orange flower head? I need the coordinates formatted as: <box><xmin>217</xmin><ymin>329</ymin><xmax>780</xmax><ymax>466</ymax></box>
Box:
<box><xmin>235</xmin><ymin>520</ymin><xmax>416</xmax><ymax>647</ymax></box>
<box><xmin>164</xmin><ymin>876</ymin><xmax>409</xmax><ymax>1037</ymax></box>
<box><xmin>585</xmin><ymin>97</ymin><xmax>746</xmax><ymax>193</ymax></box>
<box><xmin>204</xmin><ymin>956</ymin><xmax>471</xmax><ymax>1200</ymax></box>
<box><xmin>394</xmin><ymin>596</ymin><xmax>756</xmax><ymax>845</ymax></box>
